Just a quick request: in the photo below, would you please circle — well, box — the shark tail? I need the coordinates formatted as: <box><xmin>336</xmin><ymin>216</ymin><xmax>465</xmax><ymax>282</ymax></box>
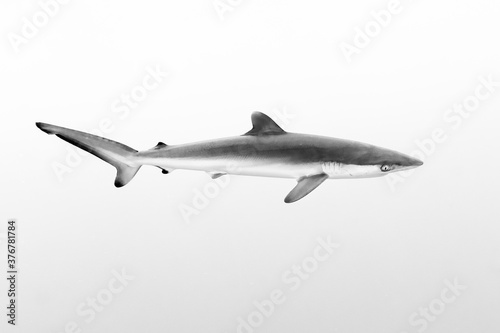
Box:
<box><xmin>36</xmin><ymin>122</ymin><xmax>141</xmax><ymax>187</ymax></box>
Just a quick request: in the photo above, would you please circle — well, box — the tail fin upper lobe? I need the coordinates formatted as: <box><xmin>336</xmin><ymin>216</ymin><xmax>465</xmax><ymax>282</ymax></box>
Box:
<box><xmin>36</xmin><ymin>122</ymin><xmax>141</xmax><ymax>187</ymax></box>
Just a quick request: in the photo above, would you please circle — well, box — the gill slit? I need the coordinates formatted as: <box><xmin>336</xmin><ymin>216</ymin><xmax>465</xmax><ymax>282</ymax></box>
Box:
<box><xmin>322</xmin><ymin>161</ymin><xmax>342</xmax><ymax>175</ymax></box>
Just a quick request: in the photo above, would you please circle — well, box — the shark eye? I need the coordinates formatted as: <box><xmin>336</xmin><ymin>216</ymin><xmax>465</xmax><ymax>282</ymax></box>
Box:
<box><xmin>381</xmin><ymin>164</ymin><xmax>392</xmax><ymax>172</ymax></box>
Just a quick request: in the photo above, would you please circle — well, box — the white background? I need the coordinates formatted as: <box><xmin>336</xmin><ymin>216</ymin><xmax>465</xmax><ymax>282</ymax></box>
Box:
<box><xmin>1</xmin><ymin>0</ymin><xmax>500</xmax><ymax>332</ymax></box>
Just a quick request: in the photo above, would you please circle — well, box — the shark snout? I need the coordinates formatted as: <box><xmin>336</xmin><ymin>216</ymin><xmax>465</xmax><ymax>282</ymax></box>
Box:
<box><xmin>410</xmin><ymin>157</ymin><xmax>424</xmax><ymax>167</ymax></box>
<box><xmin>399</xmin><ymin>156</ymin><xmax>423</xmax><ymax>171</ymax></box>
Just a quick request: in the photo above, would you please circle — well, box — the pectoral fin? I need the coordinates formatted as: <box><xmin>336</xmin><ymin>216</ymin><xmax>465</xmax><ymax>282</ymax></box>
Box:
<box><xmin>284</xmin><ymin>173</ymin><xmax>329</xmax><ymax>203</ymax></box>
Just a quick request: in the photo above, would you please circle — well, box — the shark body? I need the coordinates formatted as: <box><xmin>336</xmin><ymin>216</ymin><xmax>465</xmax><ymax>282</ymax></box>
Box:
<box><xmin>36</xmin><ymin>112</ymin><xmax>422</xmax><ymax>203</ymax></box>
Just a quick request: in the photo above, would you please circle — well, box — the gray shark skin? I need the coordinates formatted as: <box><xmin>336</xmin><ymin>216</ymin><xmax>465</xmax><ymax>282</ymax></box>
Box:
<box><xmin>36</xmin><ymin>112</ymin><xmax>423</xmax><ymax>203</ymax></box>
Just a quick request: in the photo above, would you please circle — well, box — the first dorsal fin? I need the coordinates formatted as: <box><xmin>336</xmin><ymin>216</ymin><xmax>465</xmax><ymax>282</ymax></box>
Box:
<box><xmin>243</xmin><ymin>112</ymin><xmax>286</xmax><ymax>136</ymax></box>
<box><xmin>150</xmin><ymin>142</ymin><xmax>168</xmax><ymax>150</ymax></box>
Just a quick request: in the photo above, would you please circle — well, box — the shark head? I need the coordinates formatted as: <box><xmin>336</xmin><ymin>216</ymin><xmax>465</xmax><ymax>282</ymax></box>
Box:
<box><xmin>354</xmin><ymin>144</ymin><xmax>423</xmax><ymax>177</ymax></box>
<box><xmin>322</xmin><ymin>142</ymin><xmax>424</xmax><ymax>178</ymax></box>
<box><xmin>372</xmin><ymin>146</ymin><xmax>423</xmax><ymax>174</ymax></box>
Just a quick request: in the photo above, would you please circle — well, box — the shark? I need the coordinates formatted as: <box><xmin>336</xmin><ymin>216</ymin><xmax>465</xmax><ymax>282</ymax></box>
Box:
<box><xmin>36</xmin><ymin>112</ymin><xmax>423</xmax><ymax>203</ymax></box>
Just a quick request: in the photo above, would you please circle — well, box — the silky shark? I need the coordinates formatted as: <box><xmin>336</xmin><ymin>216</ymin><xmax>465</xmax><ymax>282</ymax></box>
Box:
<box><xmin>36</xmin><ymin>112</ymin><xmax>422</xmax><ymax>203</ymax></box>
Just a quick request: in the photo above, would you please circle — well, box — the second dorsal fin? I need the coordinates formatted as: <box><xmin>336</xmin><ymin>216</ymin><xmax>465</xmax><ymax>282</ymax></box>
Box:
<box><xmin>243</xmin><ymin>112</ymin><xmax>286</xmax><ymax>136</ymax></box>
<box><xmin>150</xmin><ymin>142</ymin><xmax>168</xmax><ymax>150</ymax></box>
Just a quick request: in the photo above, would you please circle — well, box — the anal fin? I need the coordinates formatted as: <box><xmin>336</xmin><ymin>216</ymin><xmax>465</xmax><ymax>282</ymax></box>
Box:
<box><xmin>155</xmin><ymin>166</ymin><xmax>173</xmax><ymax>174</ymax></box>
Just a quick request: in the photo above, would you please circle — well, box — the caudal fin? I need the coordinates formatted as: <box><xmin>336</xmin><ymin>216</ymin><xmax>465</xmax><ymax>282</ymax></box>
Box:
<box><xmin>36</xmin><ymin>122</ymin><xmax>141</xmax><ymax>187</ymax></box>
